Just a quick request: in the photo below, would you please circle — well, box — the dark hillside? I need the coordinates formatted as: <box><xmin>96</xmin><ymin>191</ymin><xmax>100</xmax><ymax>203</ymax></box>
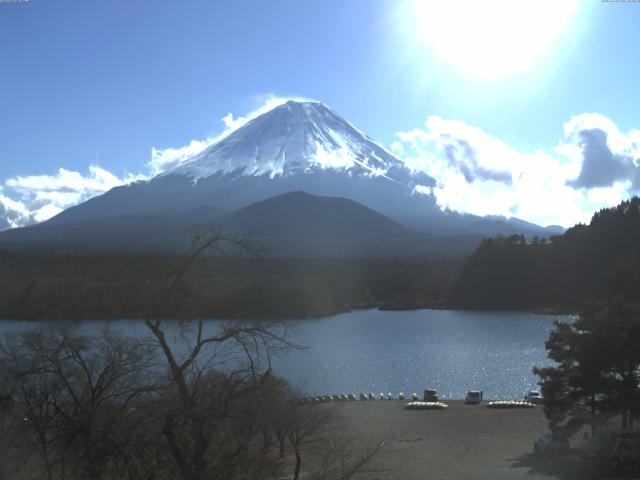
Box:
<box><xmin>0</xmin><ymin>253</ymin><xmax>460</xmax><ymax>320</ymax></box>
<box><xmin>451</xmin><ymin>197</ymin><xmax>640</xmax><ymax>310</ymax></box>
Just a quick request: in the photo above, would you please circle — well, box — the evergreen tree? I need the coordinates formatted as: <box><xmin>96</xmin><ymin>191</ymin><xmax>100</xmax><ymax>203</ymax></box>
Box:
<box><xmin>535</xmin><ymin>300</ymin><xmax>640</xmax><ymax>433</ymax></box>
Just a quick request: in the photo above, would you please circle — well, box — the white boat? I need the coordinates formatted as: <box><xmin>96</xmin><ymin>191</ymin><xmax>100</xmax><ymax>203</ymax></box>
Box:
<box><xmin>405</xmin><ymin>401</ymin><xmax>449</xmax><ymax>410</ymax></box>
<box><xmin>487</xmin><ymin>400</ymin><xmax>535</xmax><ymax>409</ymax></box>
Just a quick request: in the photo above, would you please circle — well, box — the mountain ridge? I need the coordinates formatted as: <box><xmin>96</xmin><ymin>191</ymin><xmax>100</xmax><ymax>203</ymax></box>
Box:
<box><xmin>0</xmin><ymin>191</ymin><xmax>483</xmax><ymax>257</ymax></box>
<box><xmin>1</xmin><ymin>99</ymin><xmax>562</xmax><ymax>253</ymax></box>
<box><xmin>46</xmin><ymin>100</ymin><xmax>441</xmax><ymax>226</ymax></box>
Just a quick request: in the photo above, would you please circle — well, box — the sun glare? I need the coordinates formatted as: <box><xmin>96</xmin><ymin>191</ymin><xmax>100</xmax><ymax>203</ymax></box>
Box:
<box><xmin>415</xmin><ymin>0</ymin><xmax>580</xmax><ymax>79</ymax></box>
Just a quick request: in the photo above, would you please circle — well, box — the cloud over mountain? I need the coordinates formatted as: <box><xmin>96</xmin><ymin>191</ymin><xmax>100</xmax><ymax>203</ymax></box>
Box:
<box><xmin>392</xmin><ymin>113</ymin><xmax>639</xmax><ymax>227</ymax></box>
<box><xmin>563</xmin><ymin>113</ymin><xmax>640</xmax><ymax>190</ymax></box>
<box><xmin>442</xmin><ymin>138</ymin><xmax>512</xmax><ymax>184</ymax></box>
<box><xmin>0</xmin><ymin>97</ymin><xmax>638</xmax><ymax>231</ymax></box>
<box><xmin>0</xmin><ymin>166</ymin><xmax>144</xmax><ymax>229</ymax></box>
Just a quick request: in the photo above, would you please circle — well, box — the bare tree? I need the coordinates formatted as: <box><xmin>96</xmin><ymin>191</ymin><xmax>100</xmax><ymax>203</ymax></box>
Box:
<box><xmin>140</xmin><ymin>228</ymin><xmax>297</xmax><ymax>480</ymax></box>
<box><xmin>282</xmin><ymin>402</ymin><xmax>392</xmax><ymax>480</ymax></box>
<box><xmin>310</xmin><ymin>433</ymin><xmax>392</xmax><ymax>480</ymax></box>
<box><xmin>137</xmin><ymin>228</ymin><xmax>395</xmax><ymax>480</ymax></box>
<box><xmin>0</xmin><ymin>324</ymin><xmax>158</xmax><ymax>480</ymax></box>
<box><xmin>0</xmin><ymin>387</ymin><xmax>22</xmax><ymax>480</ymax></box>
<box><xmin>0</xmin><ymin>227</ymin><xmax>391</xmax><ymax>480</ymax></box>
<box><xmin>286</xmin><ymin>403</ymin><xmax>336</xmax><ymax>480</ymax></box>
<box><xmin>259</xmin><ymin>375</ymin><xmax>298</xmax><ymax>459</ymax></box>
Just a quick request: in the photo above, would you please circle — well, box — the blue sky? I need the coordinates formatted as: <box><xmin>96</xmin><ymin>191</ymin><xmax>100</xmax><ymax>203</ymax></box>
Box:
<box><xmin>1</xmin><ymin>0</ymin><xmax>639</xmax><ymax>228</ymax></box>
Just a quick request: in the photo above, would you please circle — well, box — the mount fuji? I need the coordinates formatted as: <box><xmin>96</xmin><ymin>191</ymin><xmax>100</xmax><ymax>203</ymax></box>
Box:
<box><xmin>0</xmin><ymin>100</ymin><xmax>562</xmax><ymax>255</ymax></box>
<box><xmin>49</xmin><ymin>100</ymin><xmax>440</xmax><ymax>224</ymax></box>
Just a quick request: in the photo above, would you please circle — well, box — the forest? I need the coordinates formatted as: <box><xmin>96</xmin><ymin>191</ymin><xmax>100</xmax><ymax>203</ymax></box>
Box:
<box><xmin>451</xmin><ymin>197</ymin><xmax>640</xmax><ymax>311</ymax></box>
<box><xmin>0</xmin><ymin>252</ymin><xmax>459</xmax><ymax>320</ymax></box>
<box><xmin>1</xmin><ymin>197</ymin><xmax>638</xmax><ymax>320</ymax></box>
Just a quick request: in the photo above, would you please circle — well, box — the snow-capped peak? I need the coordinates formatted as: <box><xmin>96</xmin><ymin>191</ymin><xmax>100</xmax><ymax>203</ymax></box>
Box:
<box><xmin>162</xmin><ymin>100</ymin><xmax>407</xmax><ymax>181</ymax></box>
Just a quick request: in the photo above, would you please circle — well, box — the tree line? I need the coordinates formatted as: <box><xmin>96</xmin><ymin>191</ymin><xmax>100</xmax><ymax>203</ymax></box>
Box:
<box><xmin>451</xmin><ymin>196</ymin><xmax>640</xmax><ymax>310</ymax></box>
<box><xmin>0</xmin><ymin>253</ymin><xmax>460</xmax><ymax>321</ymax></box>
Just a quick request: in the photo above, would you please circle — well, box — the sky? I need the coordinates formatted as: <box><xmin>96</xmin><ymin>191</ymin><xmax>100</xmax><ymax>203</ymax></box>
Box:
<box><xmin>0</xmin><ymin>0</ymin><xmax>639</xmax><ymax>229</ymax></box>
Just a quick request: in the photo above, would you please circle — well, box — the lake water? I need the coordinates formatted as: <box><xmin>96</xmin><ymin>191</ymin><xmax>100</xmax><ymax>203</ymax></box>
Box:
<box><xmin>0</xmin><ymin>309</ymin><xmax>570</xmax><ymax>400</ymax></box>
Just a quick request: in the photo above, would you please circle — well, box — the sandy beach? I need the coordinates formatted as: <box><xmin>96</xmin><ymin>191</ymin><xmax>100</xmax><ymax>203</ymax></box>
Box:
<box><xmin>320</xmin><ymin>400</ymin><xmax>599</xmax><ymax>480</ymax></box>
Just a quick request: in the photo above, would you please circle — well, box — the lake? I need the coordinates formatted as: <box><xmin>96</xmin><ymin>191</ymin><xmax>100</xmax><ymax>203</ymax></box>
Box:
<box><xmin>0</xmin><ymin>309</ymin><xmax>570</xmax><ymax>400</ymax></box>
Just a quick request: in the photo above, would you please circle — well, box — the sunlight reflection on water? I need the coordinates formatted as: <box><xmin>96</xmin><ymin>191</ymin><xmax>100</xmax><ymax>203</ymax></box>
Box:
<box><xmin>1</xmin><ymin>309</ymin><xmax>570</xmax><ymax>400</ymax></box>
<box><xmin>270</xmin><ymin>309</ymin><xmax>567</xmax><ymax>399</ymax></box>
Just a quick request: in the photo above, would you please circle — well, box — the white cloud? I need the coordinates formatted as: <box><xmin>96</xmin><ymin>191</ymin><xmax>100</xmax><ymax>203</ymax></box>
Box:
<box><xmin>0</xmin><ymin>193</ymin><xmax>33</xmax><ymax>230</ymax></box>
<box><xmin>149</xmin><ymin>140</ymin><xmax>214</xmax><ymax>177</ymax></box>
<box><xmin>0</xmin><ymin>166</ymin><xmax>145</xmax><ymax>229</ymax></box>
<box><xmin>561</xmin><ymin>113</ymin><xmax>640</xmax><ymax>190</ymax></box>
<box><xmin>5</xmin><ymin>165</ymin><xmax>135</xmax><ymax>196</ymax></box>
<box><xmin>394</xmin><ymin>114</ymin><xmax>640</xmax><ymax>227</ymax></box>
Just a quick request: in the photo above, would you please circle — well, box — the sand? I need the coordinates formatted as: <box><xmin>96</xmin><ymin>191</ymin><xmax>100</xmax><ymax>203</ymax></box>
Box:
<box><xmin>322</xmin><ymin>400</ymin><xmax>600</xmax><ymax>480</ymax></box>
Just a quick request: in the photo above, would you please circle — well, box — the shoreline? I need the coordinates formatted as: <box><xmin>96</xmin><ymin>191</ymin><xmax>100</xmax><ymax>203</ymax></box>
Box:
<box><xmin>0</xmin><ymin>304</ymin><xmax>578</xmax><ymax>322</ymax></box>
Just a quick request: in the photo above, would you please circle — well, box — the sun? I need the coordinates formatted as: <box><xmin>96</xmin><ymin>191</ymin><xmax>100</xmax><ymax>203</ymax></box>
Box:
<box><xmin>414</xmin><ymin>0</ymin><xmax>580</xmax><ymax>79</ymax></box>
